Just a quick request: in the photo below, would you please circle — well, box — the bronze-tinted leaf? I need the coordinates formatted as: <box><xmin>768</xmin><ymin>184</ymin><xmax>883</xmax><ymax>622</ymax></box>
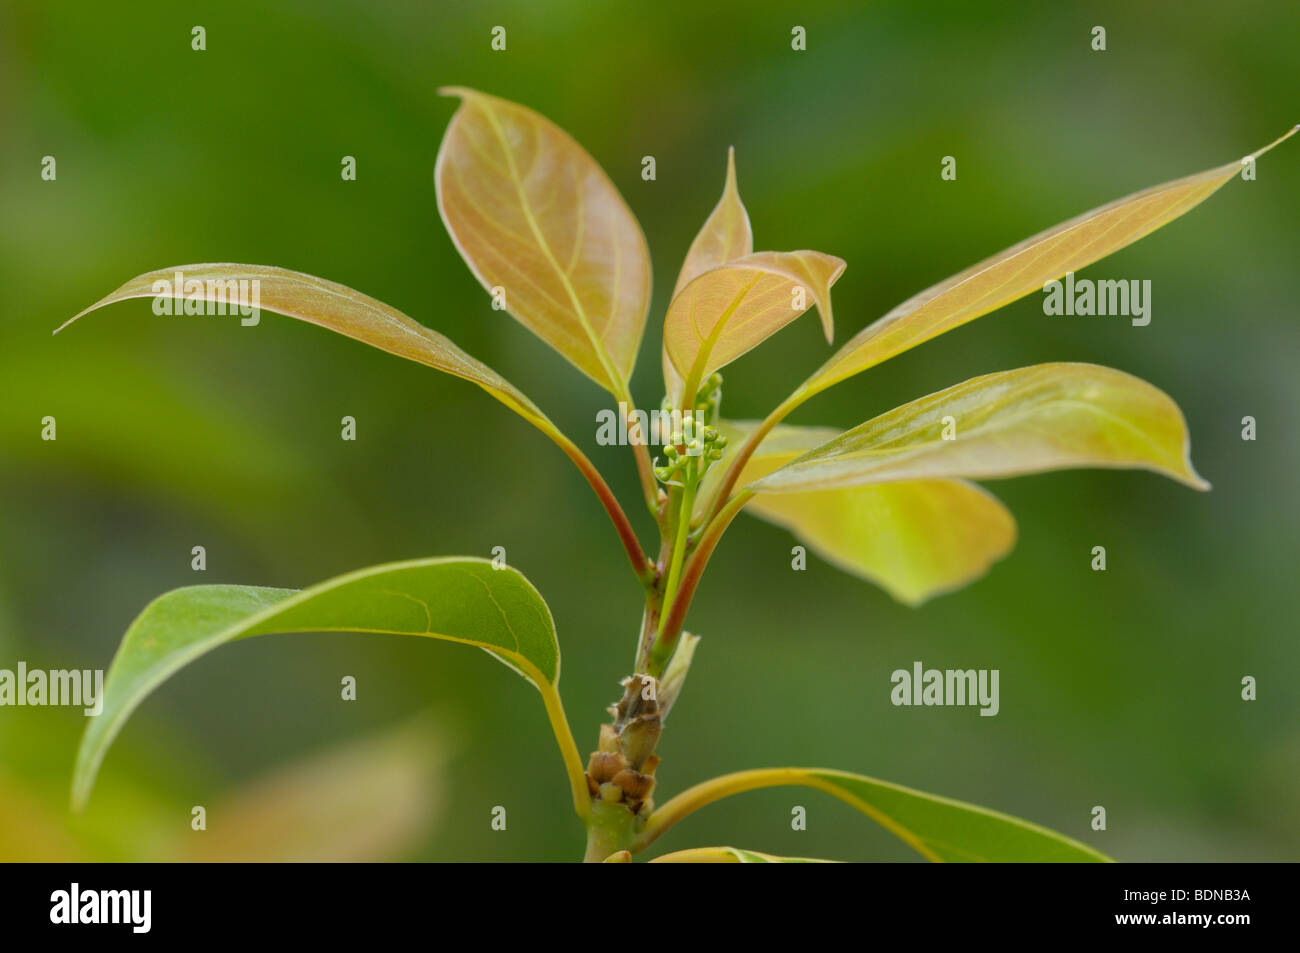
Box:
<box><xmin>673</xmin><ymin>147</ymin><xmax>753</xmax><ymax>296</ymax></box>
<box><xmin>792</xmin><ymin>129</ymin><xmax>1299</xmax><ymax>403</ymax></box>
<box><xmin>436</xmin><ymin>87</ymin><xmax>652</xmax><ymax>394</ymax></box>
<box><xmin>663</xmin><ymin>250</ymin><xmax>845</xmax><ymax>406</ymax></box>
<box><xmin>664</xmin><ymin>147</ymin><xmax>754</xmax><ymax>401</ymax></box>
<box><xmin>56</xmin><ymin>262</ymin><xmax>563</xmax><ymax>438</ymax></box>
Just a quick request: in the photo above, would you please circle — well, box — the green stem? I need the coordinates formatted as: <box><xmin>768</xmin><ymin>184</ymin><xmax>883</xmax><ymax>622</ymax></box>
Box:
<box><xmin>583</xmin><ymin>799</ymin><xmax>641</xmax><ymax>862</ymax></box>
<box><xmin>650</xmin><ymin>489</ymin><xmax>753</xmax><ymax>674</ymax></box>
<box><xmin>657</xmin><ymin>471</ymin><xmax>697</xmax><ymax>635</ymax></box>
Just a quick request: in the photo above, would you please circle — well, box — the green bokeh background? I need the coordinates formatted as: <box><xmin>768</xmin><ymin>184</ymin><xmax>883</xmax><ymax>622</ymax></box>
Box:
<box><xmin>2</xmin><ymin>0</ymin><xmax>1297</xmax><ymax>861</ymax></box>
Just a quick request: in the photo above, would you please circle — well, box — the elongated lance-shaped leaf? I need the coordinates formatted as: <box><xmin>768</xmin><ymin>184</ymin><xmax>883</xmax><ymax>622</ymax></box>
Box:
<box><xmin>753</xmin><ymin>363</ymin><xmax>1208</xmax><ymax>494</ymax></box>
<box><xmin>663</xmin><ymin>250</ymin><xmax>845</xmax><ymax>406</ymax></box>
<box><xmin>701</xmin><ymin>421</ymin><xmax>1015</xmax><ymax>605</ymax></box>
<box><xmin>72</xmin><ymin>558</ymin><xmax>578</xmax><ymax>814</ymax></box>
<box><xmin>57</xmin><ymin>264</ymin><xmax>651</xmax><ymax>579</ymax></box>
<box><xmin>649</xmin><ymin>847</ymin><xmax>835</xmax><ymax>863</ymax></box>
<box><xmin>790</xmin><ymin>128</ymin><xmax>1299</xmax><ymax>405</ymax></box>
<box><xmin>664</xmin><ymin>147</ymin><xmax>754</xmax><ymax>401</ymax></box>
<box><xmin>636</xmin><ymin>768</ymin><xmax>1111</xmax><ymax>862</ymax></box>
<box><xmin>436</xmin><ymin>87</ymin><xmax>652</xmax><ymax>394</ymax></box>
<box><xmin>55</xmin><ymin>263</ymin><xmax>559</xmax><ymax>439</ymax></box>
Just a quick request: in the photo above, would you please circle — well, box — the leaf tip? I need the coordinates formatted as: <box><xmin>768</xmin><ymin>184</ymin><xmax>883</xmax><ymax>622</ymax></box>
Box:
<box><xmin>52</xmin><ymin>314</ymin><xmax>80</xmax><ymax>335</ymax></box>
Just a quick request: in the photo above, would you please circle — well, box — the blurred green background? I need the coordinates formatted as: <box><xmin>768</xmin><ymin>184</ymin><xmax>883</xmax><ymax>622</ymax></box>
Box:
<box><xmin>2</xmin><ymin>0</ymin><xmax>1297</xmax><ymax>861</ymax></box>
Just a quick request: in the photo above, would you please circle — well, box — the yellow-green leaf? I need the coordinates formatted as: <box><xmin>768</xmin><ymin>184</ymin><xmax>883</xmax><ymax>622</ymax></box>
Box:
<box><xmin>753</xmin><ymin>363</ymin><xmax>1208</xmax><ymax>494</ymax></box>
<box><xmin>700</xmin><ymin>421</ymin><xmax>1015</xmax><ymax>604</ymax></box>
<box><xmin>637</xmin><ymin>768</ymin><xmax>1111</xmax><ymax>862</ymax></box>
<box><xmin>663</xmin><ymin>250</ymin><xmax>845</xmax><ymax>406</ymax></box>
<box><xmin>793</xmin><ymin>128</ymin><xmax>1299</xmax><ymax>404</ymax></box>
<box><xmin>436</xmin><ymin>87</ymin><xmax>651</xmax><ymax>394</ymax></box>
<box><xmin>55</xmin><ymin>263</ymin><xmax>560</xmax><ymax>442</ymax></box>
<box><xmin>710</xmin><ymin>421</ymin><xmax>1015</xmax><ymax>604</ymax></box>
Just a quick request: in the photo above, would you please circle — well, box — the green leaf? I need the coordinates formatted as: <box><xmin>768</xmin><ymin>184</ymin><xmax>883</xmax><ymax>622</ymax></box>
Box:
<box><xmin>664</xmin><ymin>147</ymin><xmax>754</xmax><ymax>401</ymax></box>
<box><xmin>73</xmin><ymin>557</ymin><xmax>564</xmax><ymax>812</ymax></box>
<box><xmin>55</xmin><ymin>263</ymin><xmax>562</xmax><ymax>443</ymax></box>
<box><xmin>752</xmin><ymin>363</ymin><xmax>1208</xmax><ymax>494</ymax></box>
<box><xmin>436</xmin><ymin>87</ymin><xmax>652</xmax><ymax>394</ymax></box>
<box><xmin>638</xmin><ymin>768</ymin><xmax>1111</xmax><ymax>862</ymax></box>
<box><xmin>663</xmin><ymin>250</ymin><xmax>845</xmax><ymax>406</ymax></box>
<box><xmin>792</xmin><ymin>129</ymin><xmax>1299</xmax><ymax>404</ymax></box>
<box><xmin>650</xmin><ymin>846</ymin><xmax>835</xmax><ymax>863</ymax></box>
<box><xmin>706</xmin><ymin>421</ymin><xmax>1015</xmax><ymax>605</ymax></box>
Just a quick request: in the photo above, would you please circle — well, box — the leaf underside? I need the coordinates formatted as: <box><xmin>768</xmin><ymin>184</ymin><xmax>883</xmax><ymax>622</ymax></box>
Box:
<box><xmin>705</xmin><ymin>420</ymin><xmax>1016</xmax><ymax>605</ymax></box>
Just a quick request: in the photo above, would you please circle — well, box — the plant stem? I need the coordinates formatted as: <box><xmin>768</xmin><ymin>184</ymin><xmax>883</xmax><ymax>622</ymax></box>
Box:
<box><xmin>553</xmin><ymin>432</ymin><xmax>655</xmax><ymax>588</ymax></box>
<box><xmin>583</xmin><ymin>798</ymin><xmax>641</xmax><ymax>862</ymax></box>
<box><xmin>617</xmin><ymin>385</ymin><xmax>663</xmax><ymax>524</ymax></box>
<box><xmin>697</xmin><ymin>391</ymin><xmax>802</xmax><ymax>526</ymax></box>
<box><xmin>657</xmin><ymin>472</ymin><xmax>697</xmax><ymax>634</ymax></box>
<box><xmin>647</xmin><ymin>489</ymin><xmax>752</xmax><ymax>675</ymax></box>
<box><xmin>535</xmin><ymin>680</ymin><xmax>592</xmax><ymax>821</ymax></box>
<box><xmin>633</xmin><ymin>767</ymin><xmax>823</xmax><ymax>852</ymax></box>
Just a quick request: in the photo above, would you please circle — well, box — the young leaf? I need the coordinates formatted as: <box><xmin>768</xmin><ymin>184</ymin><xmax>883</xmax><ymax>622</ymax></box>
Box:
<box><xmin>673</xmin><ymin>148</ymin><xmax>753</xmax><ymax>296</ymax></box>
<box><xmin>637</xmin><ymin>768</ymin><xmax>1110</xmax><ymax>862</ymax></box>
<box><xmin>705</xmin><ymin>421</ymin><xmax>1015</xmax><ymax>605</ymax></box>
<box><xmin>753</xmin><ymin>363</ymin><xmax>1208</xmax><ymax>494</ymax></box>
<box><xmin>664</xmin><ymin>147</ymin><xmax>754</xmax><ymax>401</ymax></box>
<box><xmin>663</xmin><ymin>250</ymin><xmax>845</xmax><ymax>405</ymax></box>
<box><xmin>56</xmin><ymin>263</ymin><xmax>558</xmax><ymax>439</ymax></box>
<box><xmin>649</xmin><ymin>847</ymin><xmax>834</xmax><ymax>863</ymax></box>
<box><xmin>72</xmin><ymin>558</ymin><xmax>585</xmax><ymax>816</ymax></box>
<box><xmin>57</xmin><ymin>265</ymin><xmax>654</xmax><ymax>579</ymax></box>
<box><xmin>436</xmin><ymin>87</ymin><xmax>652</xmax><ymax>394</ymax></box>
<box><xmin>791</xmin><ymin>128</ymin><xmax>1299</xmax><ymax>404</ymax></box>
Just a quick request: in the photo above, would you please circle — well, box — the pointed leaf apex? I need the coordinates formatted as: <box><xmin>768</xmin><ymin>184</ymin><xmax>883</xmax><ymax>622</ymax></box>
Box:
<box><xmin>1248</xmin><ymin>124</ymin><xmax>1300</xmax><ymax>161</ymax></box>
